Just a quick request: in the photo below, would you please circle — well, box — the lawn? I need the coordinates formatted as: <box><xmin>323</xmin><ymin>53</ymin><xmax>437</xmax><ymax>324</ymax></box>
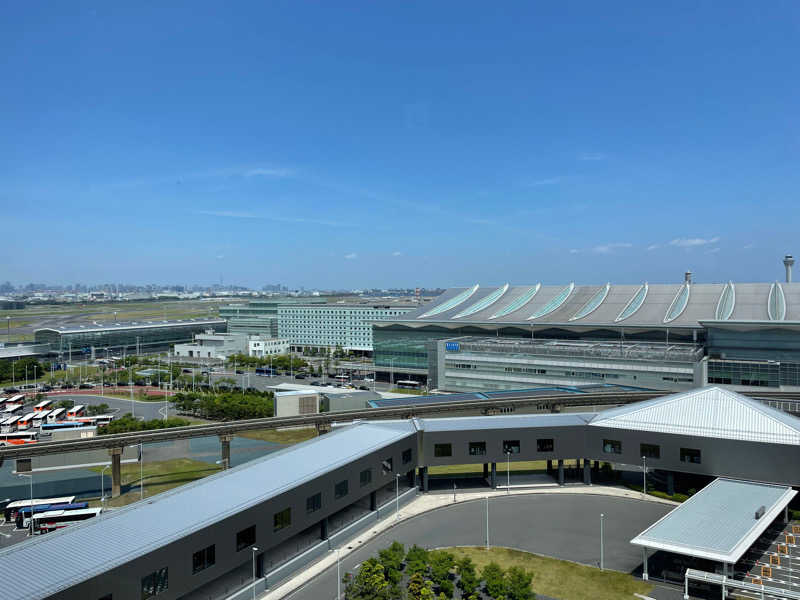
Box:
<box><xmin>88</xmin><ymin>458</ymin><xmax>221</xmax><ymax>508</ymax></box>
<box><xmin>446</xmin><ymin>546</ymin><xmax>653</xmax><ymax>600</ymax></box>
<box><xmin>237</xmin><ymin>427</ymin><xmax>318</xmax><ymax>445</ymax></box>
<box><xmin>429</xmin><ymin>460</ymin><xmax>549</xmax><ymax>476</ymax></box>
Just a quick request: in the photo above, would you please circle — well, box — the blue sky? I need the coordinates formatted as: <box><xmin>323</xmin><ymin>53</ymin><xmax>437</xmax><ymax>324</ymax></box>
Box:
<box><xmin>2</xmin><ymin>2</ymin><xmax>800</xmax><ymax>289</ymax></box>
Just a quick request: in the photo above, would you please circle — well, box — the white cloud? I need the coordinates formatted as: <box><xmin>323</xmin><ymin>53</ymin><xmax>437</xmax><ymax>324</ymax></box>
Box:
<box><xmin>592</xmin><ymin>242</ymin><xmax>633</xmax><ymax>254</ymax></box>
<box><xmin>569</xmin><ymin>249</ymin><xmax>580</xmax><ymax>254</ymax></box>
<box><xmin>706</xmin><ymin>247</ymin><xmax>721</xmax><ymax>254</ymax></box>
<box><xmin>344</xmin><ymin>252</ymin><xmax>358</xmax><ymax>260</ymax></box>
<box><xmin>392</xmin><ymin>251</ymin><xmax>403</xmax><ymax>257</ymax></box>
<box><xmin>668</xmin><ymin>236</ymin><xmax>720</xmax><ymax>248</ymax></box>
<box><xmin>244</xmin><ymin>167</ymin><xmax>295</xmax><ymax>178</ymax></box>
<box><xmin>647</xmin><ymin>244</ymin><xmax>660</xmax><ymax>251</ymax></box>
<box><xmin>579</xmin><ymin>153</ymin><xmax>606</xmax><ymax>161</ymax></box>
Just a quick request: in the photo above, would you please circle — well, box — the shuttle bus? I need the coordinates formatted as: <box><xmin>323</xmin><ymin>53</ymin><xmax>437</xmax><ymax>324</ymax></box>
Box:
<box><xmin>72</xmin><ymin>414</ymin><xmax>115</xmax><ymax>427</ymax></box>
<box><xmin>32</xmin><ymin>410</ymin><xmax>51</xmax><ymax>428</ymax></box>
<box><xmin>396</xmin><ymin>380</ymin><xmax>421</xmax><ymax>390</ymax></box>
<box><xmin>33</xmin><ymin>507</ymin><xmax>102</xmax><ymax>534</ymax></box>
<box><xmin>47</xmin><ymin>408</ymin><xmax>65</xmax><ymax>423</ymax></box>
<box><xmin>66</xmin><ymin>405</ymin><xmax>85</xmax><ymax>419</ymax></box>
<box><xmin>15</xmin><ymin>502</ymin><xmax>89</xmax><ymax>529</ymax></box>
<box><xmin>6</xmin><ymin>394</ymin><xmax>25</xmax><ymax>405</ymax></box>
<box><xmin>255</xmin><ymin>367</ymin><xmax>276</xmax><ymax>376</ymax></box>
<box><xmin>0</xmin><ymin>431</ymin><xmax>38</xmax><ymax>446</ymax></box>
<box><xmin>1</xmin><ymin>416</ymin><xmax>20</xmax><ymax>433</ymax></box>
<box><xmin>40</xmin><ymin>421</ymin><xmax>90</xmax><ymax>431</ymax></box>
<box><xmin>3</xmin><ymin>496</ymin><xmax>76</xmax><ymax>523</ymax></box>
<box><xmin>2</xmin><ymin>403</ymin><xmax>23</xmax><ymax>415</ymax></box>
<box><xmin>32</xmin><ymin>400</ymin><xmax>52</xmax><ymax>412</ymax></box>
<box><xmin>17</xmin><ymin>413</ymin><xmax>36</xmax><ymax>430</ymax></box>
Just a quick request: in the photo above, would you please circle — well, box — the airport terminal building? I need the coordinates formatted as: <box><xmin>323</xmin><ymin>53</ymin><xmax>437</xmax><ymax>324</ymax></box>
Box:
<box><xmin>374</xmin><ymin>275</ymin><xmax>800</xmax><ymax>392</ymax></box>
<box><xmin>4</xmin><ymin>386</ymin><xmax>800</xmax><ymax>600</ymax></box>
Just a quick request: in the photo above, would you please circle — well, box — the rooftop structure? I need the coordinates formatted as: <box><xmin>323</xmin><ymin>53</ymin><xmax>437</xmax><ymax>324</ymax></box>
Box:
<box><xmin>630</xmin><ymin>478</ymin><xmax>796</xmax><ymax>563</ymax></box>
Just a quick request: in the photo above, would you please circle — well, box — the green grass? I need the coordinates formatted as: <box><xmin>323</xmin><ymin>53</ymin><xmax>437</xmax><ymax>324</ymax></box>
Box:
<box><xmin>237</xmin><ymin>427</ymin><xmax>318</xmax><ymax>445</ymax></box>
<box><xmin>625</xmin><ymin>483</ymin><xmax>689</xmax><ymax>503</ymax></box>
<box><xmin>429</xmin><ymin>460</ymin><xmax>548</xmax><ymax>476</ymax></box>
<box><xmin>88</xmin><ymin>458</ymin><xmax>221</xmax><ymax>507</ymax></box>
<box><xmin>447</xmin><ymin>546</ymin><xmax>652</xmax><ymax>600</ymax></box>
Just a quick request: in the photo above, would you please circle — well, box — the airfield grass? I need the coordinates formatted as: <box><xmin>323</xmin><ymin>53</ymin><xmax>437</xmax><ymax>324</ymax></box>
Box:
<box><xmin>446</xmin><ymin>546</ymin><xmax>653</xmax><ymax>600</ymax></box>
<box><xmin>237</xmin><ymin>426</ymin><xmax>318</xmax><ymax>445</ymax></box>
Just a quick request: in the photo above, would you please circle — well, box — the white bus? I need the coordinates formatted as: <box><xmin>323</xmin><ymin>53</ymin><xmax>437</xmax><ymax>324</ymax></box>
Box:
<box><xmin>32</xmin><ymin>400</ymin><xmax>52</xmax><ymax>413</ymax></box>
<box><xmin>66</xmin><ymin>405</ymin><xmax>85</xmax><ymax>419</ymax></box>
<box><xmin>2</xmin><ymin>403</ymin><xmax>23</xmax><ymax>415</ymax></box>
<box><xmin>396</xmin><ymin>380</ymin><xmax>421</xmax><ymax>390</ymax></box>
<box><xmin>33</xmin><ymin>507</ymin><xmax>102</xmax><ymax>534</ymax></box>
<box><xmin>0</xmin><ymin>416</ymin><xmax>20</xmax><ymax>433</ymax></box>
<box><xmin>17</xmin><ymin>413</ymin><xmax>36</xmax><ymax>430</ymax></box>
<box><xmin>6</xmin><ymin>395</ymin><xmax>25</xmax><ymax>405</ymax></box>
<box><xmin>32</xmin><ymin>410</ymin><xmax>51</xmax><ymax>428</ymax></box>
<box><xmin>47</xmin><ymin>408</ymin><xmax>66</xmax><ymax>423</ymax></box>
<box><xmin>0</xmin><ymin>431</ymin><xmax>38</xmax><ymax>446</ymax></box>
<box><xmin>3</xmin><ymin>496</ymin><xmax>76</xmax><ymax>523</ymax></box>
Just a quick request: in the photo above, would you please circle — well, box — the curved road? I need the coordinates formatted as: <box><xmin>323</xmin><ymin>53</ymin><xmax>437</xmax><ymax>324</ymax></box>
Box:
<box><xmin>284</xmin><ymin>494</ymin><xmax>673</xmax><ymax>600</ymax></box>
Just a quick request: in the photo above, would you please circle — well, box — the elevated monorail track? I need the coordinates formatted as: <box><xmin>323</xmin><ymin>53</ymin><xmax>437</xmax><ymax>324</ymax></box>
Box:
<box><xmin>2</xmin><ymin>389</ymin><xmax>800</xmax><ymax>461</ymax></box>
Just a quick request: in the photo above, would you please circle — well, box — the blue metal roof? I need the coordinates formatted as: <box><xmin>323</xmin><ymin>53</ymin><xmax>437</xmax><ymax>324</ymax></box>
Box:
<box><xmin>0</xmin><ymin>420</ymin><xmax>416</xmax><ymax>600</ymax></box>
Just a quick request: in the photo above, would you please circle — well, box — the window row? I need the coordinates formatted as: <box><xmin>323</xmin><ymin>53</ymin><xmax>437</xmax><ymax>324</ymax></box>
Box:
<box><xmin>602</xmin><ymin>439</ymin><xmax>702</xmax><ymax>464</ymax></box>
<box><xmin>433</xmin><ymin>438</ymin><xmax>554</xmax><ymax>458</ymax></box>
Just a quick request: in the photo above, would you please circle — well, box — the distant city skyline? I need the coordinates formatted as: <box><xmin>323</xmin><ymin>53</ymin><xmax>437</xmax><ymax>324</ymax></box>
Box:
<box><xmin>2</xmin><ymin>3</ymin><xmax>799</xmax><ymax>287</ymax></box>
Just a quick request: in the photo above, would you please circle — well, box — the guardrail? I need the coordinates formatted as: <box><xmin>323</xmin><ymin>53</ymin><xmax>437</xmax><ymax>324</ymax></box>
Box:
<box><xmin>2</xmin><ymin>389</ymin><xmax>799</xmax><ymax>461</ymax></box>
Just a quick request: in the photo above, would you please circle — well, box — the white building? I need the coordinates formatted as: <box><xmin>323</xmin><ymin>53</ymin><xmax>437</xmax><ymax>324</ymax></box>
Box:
<box><xmin>173</xmin><ymin>332</ymin><xmax>249</xmax><ymax>360</ymax></box>
<box><xmin>277</xmin><ymin>303</ymin><xmax>415</xmax><ymax>352</ymax></box>
<box><xmin>274</xmin><ymin>389</ymin><xmax>320</xmax><ymax>417</ymax></box>
<box><xmin>248</xmin><ymin>337</ymin><xmax>290</xmax><ymax>357</ymax></box>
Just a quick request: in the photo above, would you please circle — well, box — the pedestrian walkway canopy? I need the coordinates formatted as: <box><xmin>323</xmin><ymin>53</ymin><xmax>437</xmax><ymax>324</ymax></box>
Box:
<box><xmin>630</xmin><ymin>478</ymin><xmax>796</xmax><ymax>564</ymax></box>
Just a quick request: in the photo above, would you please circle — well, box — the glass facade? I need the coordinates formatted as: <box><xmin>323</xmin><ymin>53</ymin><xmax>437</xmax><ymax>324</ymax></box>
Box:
<box><xmin>34</xmin><ymin>320</ymin><xmax>226</xmax><ymax>356</ymax></box>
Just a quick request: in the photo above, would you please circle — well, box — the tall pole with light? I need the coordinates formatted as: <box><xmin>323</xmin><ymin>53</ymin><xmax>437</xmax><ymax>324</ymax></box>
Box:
<box><xmin>395</xmin><ymin>473</ymin><xmax>400</xmax><ymax>519</ymax></box>
<box><xmin>642</xmin><ymin>455</ymin><xmax>647</xmax><ymax>496</ymax></box>
<box><xmin>485</xmin><ymin>496</ymin><xmax>490</xmax><ymax>550</ymax></box>
<box><xmin>336</xmin><ymin>548</ymin><xmax>342</xmax><ymax>600</ymax></box>
<box><xmin>100</xmin><ymin>464</ymin><xmax>110</xmax><ymax>503</ymax></box>
<box><xmin>251</xmin><ymin>547</ymin><xmax>259</xmax><ymax>600</ymax></box>
<box><xmin>600</xmin><ymin>513</ymin><xmax>605</xmax><ymax>570</ymax></box>
<box><xmin>506</xmin><ymin>450</ymin><xmax>511</xmax><ymax>494</ymax></box>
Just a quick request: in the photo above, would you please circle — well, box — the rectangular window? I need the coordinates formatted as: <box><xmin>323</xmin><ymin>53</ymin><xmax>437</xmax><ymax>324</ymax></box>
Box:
<box><xmin>402</xmin><ymin>448</ymin><xmax>412</xmax><ymax>464</ymax></box>
<box><xmin>335</xmin><ymin>479</ymin><xmax>349</xmax><ymax>499</ymax></box>
<box><xmin>236</xmin><ymin>525</ymin><xmax>256</xmax><ymax>552</ymax></box>
<box><xmin>536</xmin><ymin>438</ymin><xmax>554</xmax><ymax>452</ymax></box>
<box><xmin>141</xmin><ymin>567</ymin><xmax>168</xmax><ymax>599</ymax></box>
<box><xmin>193</xmin><ymin>545</ymin><xmax>216</xmax><ymax>574</ymax></box>
<box><xmin>274</xmin><ymin>507</ymin><xmax>291</xmax><ymax>532</ymax></box>
<box><xmin>434</xmin><ymin>443</ymin><xmax>452</xmax><ymax>457</ymax></box>
<box><xmin>360</xmin><ymin>468</ymin><xmax>372</xmax><ymax>487</ymax></box>
<box><xmin>640</xmin><ymin>443</ymin><xmax>660</xmax><ymax>459</ymax></box>
<box><xmin>603</xmin><ymin>439</ymin><xmax>622</xmax><ymax>454</ymax></box>
<box><xmin>469</xmin><ymin>441</ymin><xmax>486</xmax><ymax>456</ymax></box>
<box><xmin>306</xmin><ymin>492</ymin><xmax>322</xmax><ymax>513</ymax></box>
<box><xmin>502</xmin><ymin>440</ymin><xmax>520</xmax><ymax>454</ymax></box>
<box><xmin>382</xmin><ymin>457</ymin><xmax>393</xmax><ymax>475</ymax></box>
<box><xmin>680</xmin><ymin>448</ymin><xmax>702</xmax><ymax>464</ymax></box>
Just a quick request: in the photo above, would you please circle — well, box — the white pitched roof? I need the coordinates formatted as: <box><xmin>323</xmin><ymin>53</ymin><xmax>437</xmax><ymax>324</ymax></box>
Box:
<box><xmin>590</xmin><ymin>386</ymin><xmax>800</xmax><ymax>445</ymax></box>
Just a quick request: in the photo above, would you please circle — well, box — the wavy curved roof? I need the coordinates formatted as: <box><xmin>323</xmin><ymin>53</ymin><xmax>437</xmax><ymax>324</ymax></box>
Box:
<box><xmin>453</xmin><ymin>284</ymin><xmax>509</xmax><ymax>319</ymax></box>
<box><xmin>570</xmin><ymin>283</ymin><xmax>610</xmax><ymax>321</ymax></box>
<box><xmin>417</xmin><ymin>284</ymin><xmax>479</xmax><ymax>318</ymax></box>
<box><xmin>715</xmin><ymin>282</ymin><xmax>735</xmax><ymax>321</ymax></box>
<box><xmin>528</xmin><ymin>283</ymin><xmax>574</xmax><ymax>320</ymax></box>
<box><xmin>489</xmin><ymin>284</ymin><xmax>540</xmax><ymax>319</ymax></box>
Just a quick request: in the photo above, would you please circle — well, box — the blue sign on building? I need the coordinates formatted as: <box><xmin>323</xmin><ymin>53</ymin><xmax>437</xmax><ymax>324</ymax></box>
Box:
<box><xmin>445</xmin><ymin>342</ymin><xmax>460</xmax><ymax>352</ymax></box>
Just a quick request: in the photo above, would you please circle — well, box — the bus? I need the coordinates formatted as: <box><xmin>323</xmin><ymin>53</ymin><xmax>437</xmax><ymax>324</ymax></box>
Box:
<box><xmin>47</xmin><ymin>408</ymin><xmax>66</xmax><ymax>423</ymax></box>
<box><xmin>32</xmin><ymin>410</ymin><xmax>51</xmax><ymax>428</ymax></box>
<box><xmin>32</xmin><ymin>399</ymin><xmax>52</xmax><ymax>412</ymax></box>
<box><xmin>33</xmin><ymin>507</ymin><xmax>102</xmax><ymax>534</ymax></box>
<box><xmin>15</xmin><ymin>502</ymin><xmax>89</xmax><ymax>529</ymax></box>
<box><xmin>334</xmin><ymin>375</ymin><xmax>349</xmax><ymax>383</ymax></box>
<box><xmin>255</xmin><ymin>367</ymin><xmax>276</xmax><ymax>376</ymax></box>
<box><xmin>0</xmin><ymin>431</ymin><xmax>38</xmax><ymax>446</ymax></box>
<box><xmin>396</xmin><ymin>380</ymin><xmax>421</xmax><ymax>390</ymax></box>
<box><xmin>3</xmin><ymin>496</ymin><xmax>76</xmax><ymax>523</ymax></box>
<box><xmin>41</xmin><ymin>421</ymin><xmax>90</xmax><ymax>431</ymax></box>
<box><xmin>6</xmin><ymin>394</ymin><xmax>25</xmax><ymax>405</ymax></box>
<box><xmin>66</xmin><ymin>405</ymin><xmax>85</xmax><ymax>419</ymax></box>
<box><xmin>17</xmin><ymin>413</ymin><xmax>36</xmax><ymax>430</ymax></box>
<box><xmin>2</xmin><ymin>403</ymin><xmax>23</xmax><ymax>415</ymax></box>
<box><xmin>1</xmin><ymin>416</ymin><xmax>20</xmax><ymax>433</ymax></box>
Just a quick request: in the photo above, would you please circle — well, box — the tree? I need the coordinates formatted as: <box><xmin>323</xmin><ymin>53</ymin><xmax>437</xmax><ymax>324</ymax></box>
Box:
<box><xmin>428</xmin><ymin>550</ymin><xmax>454</xmax><ymax>598</ymax></box>
<box><xmin>482</xmin><ymin>562</ymin><xmax>505</xmax><ymax>599</ymax></box>
<box><xmin>344</xmin><ymin>558</ymin><xmax>390</xmax><ymax>600</ymax></box>
<box><xmin>379</xmin><ymin>541</ymin><xmax>406</xmax><ymax>585</ymax></box>
<box><xmin>504</xmin><ymin>566</ymin><xmax>534</xmax><ymax>600</ymax></box>
<box><xmin>408</xmin><ymin>572</ymin><xmax>434</xmax><ymax>600</ymax></box>
<box><xmin>457</xmin><ymin>556</ymin><xmax>479</xmax><ymax>596</ymax></box>
<box><xmin>57</xmin><ymin>399</ymin><xmax>75</xmax><ymax>409</ymax></box>
<box><xmin>405</xmin><ymin>545</ymin><xmax>430</xmax><ymax>577</ymax></box>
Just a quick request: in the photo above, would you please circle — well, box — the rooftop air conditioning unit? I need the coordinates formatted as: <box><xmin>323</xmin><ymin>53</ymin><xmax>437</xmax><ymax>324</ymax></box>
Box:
<box><xmin>755</xmin><ymin>505</ymin><xmax>766</xmax><ymax>520</ymax></box>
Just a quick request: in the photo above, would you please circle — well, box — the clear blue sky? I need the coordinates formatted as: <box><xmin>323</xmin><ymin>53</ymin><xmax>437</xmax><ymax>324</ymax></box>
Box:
<box><xmin>2</xmin><ymin>2</ymin><xmax>799</xmax><ymax>289</ymax></box>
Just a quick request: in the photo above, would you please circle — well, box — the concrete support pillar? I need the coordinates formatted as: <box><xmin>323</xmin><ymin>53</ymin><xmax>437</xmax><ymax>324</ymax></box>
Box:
<box><xmin>785</xmin><ymin>506</ymin><xmax>790</xmax><ymax>524</ymax></box>
<box><xmin>422</xmin><ymin>467</ymin><xmax>429</xmax><ymax>493</ymax></box>
<box><xmin>546</xmin><ymin>459</ymin><xmax>553</xmax><ymax>474</ymax></box>
<box><xmin>109</xmin><ymin>448</ymin><xmax>122</xmax><ymax>498</ymax></box>
<box><xmin>219</xmin><ymin>434</ymin><xmax>232</xmax><ymax>469</ymax></box>
<box><xmin>583</xmin><ymin>459</ymin><xmax>591</xmax><ymax>485</ymax></box>
<box><xmin>483</xmin><ymin>463</ymin><xmax>489</xmax><ymax>480</ymax></box>
<box><xmin>642</xmin><ymin>547</ymin><xmax>649</xmax><ymax>581</ymax></box>
<box><xmin>490</xmin><ymin>463</ymin><xmax>497</xmax><ymax>489</ymax></box>
<box><xmin>557</xmin><ymin>459</ymin><xmax>564</xmax><ymax>486</ymax></box>
<box><xmin>593</xmin><ymin>460</ymin><xmax>599</xmax><ymax>472</ymax></box>
<box><xmin>667</xmin><ymin>472</ymin><xmax>675</xmax><ymax>496</ymax></box>
<box><xmin>370</xmin><ymin>490</ymin><xmax>377</xmax><ymax>511</ymax></box>
<box><xmin>407</xmin><ymin>469</ymin><xmax>415</xmax><ymax>489</ymax></box>
<box><xmin>320</xmin><ymin>517</ymin><xmax>329</xmax><ymax>540</ymax></box>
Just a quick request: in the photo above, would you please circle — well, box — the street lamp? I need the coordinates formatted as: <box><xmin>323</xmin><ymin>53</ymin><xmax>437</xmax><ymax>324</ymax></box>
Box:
<box><xmin>600</xmin><ymin>513</ymin><xmax>605</xmax><ymax>570</ymax></box>
<box><xmin>18</xmin><ymin>473</ymin><xmax>33</xmax><ymax>536</ymax></box>
<box><xmin>100</xmin><ymin>464</ymin><xmax>110</xmax><ymax>503</ymax></box>
<box><xmin>485</xmin><ymin>496</ymin><xmax>490</xmax><ymax>550</ymax></box>
<box><xmin>642</xmin><ymin>455</ymin><xmax>647</xmax><ymax>496</ymax></box>
<box><xmin>251</xmin><ymin>547</ymin><xmax>259</xmax><ymax>600</ymax></box>
<box><xmin>335</xmin><ymin>547</ymin><xmax>342</xmax><ymax>600</ymax></box>
<box><xmin>506</xmin><ymin>451</ymin><xmax>511</xmax><ymax>494</ymax></box>
<box><xmin>395</xmin><ymin>473</ymin><xmax>401</xmax><ymax>519</ymax></box>
<box><xmin>140</xmin><ymin>443</ymin><xmax>144</xmax><ymax>500</ymax></box>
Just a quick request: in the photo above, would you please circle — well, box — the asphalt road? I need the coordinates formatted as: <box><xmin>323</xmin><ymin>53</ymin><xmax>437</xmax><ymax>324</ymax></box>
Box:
<box><xmin>207</xmin><ymin>372</ymin><xmax>394</xmax><ymax>393</ymax></box>
<box><xmin>284</xmin><ymin>494</ymin><xmax>673</xmax><ymax>600</ymax></box>
<box><xmin>53</xmin><ymin>393</ymin><xmax>170</xmax><ymax>421</ymax></box>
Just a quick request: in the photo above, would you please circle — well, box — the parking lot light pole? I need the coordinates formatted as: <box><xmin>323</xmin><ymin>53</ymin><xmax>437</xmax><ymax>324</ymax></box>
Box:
<box><xmin>396</xmin><ymin>473</ymin><xmax>400</xmax><ymax>519</ymax></box>
<box><xmin>600</xmin><ymin>513</ymin><xmax>605</xmax><ymax>570</ymax></box>
<box><xmin>506</xmin><ymin>451</ymin><xmax>511</xmax><ymax>494</ymax></box>
<box><xmin>100</xmin><ymin>464</ymin><xmax>110</xmax><ymax>503</ymax></box>
<box><xmin>140</xmin><ymin>443</ymin><xmax>144</xmax><ymax>499</ymax></box>
<box><xmin>642</xmin><ymin>455</ymin><xmax>647</xmax><ymax>496</ymax></box>
<box><xmin>251</xmin><ymin>547</ymin><xmax>259</xmax><ymax>600</ymax></box>
<box><xmin>485</xmin><ymin>496</ymin><xmax>490</xmax><ymax>549</ymax></box>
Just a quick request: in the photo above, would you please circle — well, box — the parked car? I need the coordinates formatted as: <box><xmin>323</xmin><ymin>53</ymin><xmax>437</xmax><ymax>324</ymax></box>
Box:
<box><xmin>103</xmin><ymin>382</ymin><xmax>112</xmax><ymax>387</ymax></box>
<box><xmin>3</xmin><ymin>387</ymin><xmax>20</xmax><ymax>394</ymax></box>
<box><xmin>78</xmin><ymin>383</ymin><xmax>94</xmax><ymax>389</ymax></box>
<box><xmin>358</xmin><ymin>385</ymin><xmax>369</xmax><ymax>391</ymax></box>
<box><xmin>39</xmin><ymin>385</ymin><xmax>52</xmax><ymax>392</ymax></box>
<box><xmin>61</xmin><ymin>383</ymin><xmax>74</xmax><ymax>389</ymax></box>
<box><xmin>235</xmin><ymin>370</ymin><xmax>244</xmax><ymax>374</ymax></box>
<box><xmin>310</xmin><ymin>381</ymin><xmax>321</xmax><ymax>386</ymax></box>
<box><xmin>294</xmin><ymin>374</ymin><xmax>306</xmax><ymax>379</ymax></box>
